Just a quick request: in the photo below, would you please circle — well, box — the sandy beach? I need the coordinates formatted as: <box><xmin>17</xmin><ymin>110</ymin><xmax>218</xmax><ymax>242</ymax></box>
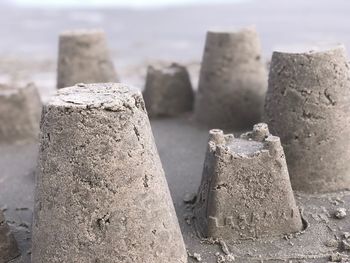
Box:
<box><xmin>1</xmin><ymin>0</ymin><xmax>350</xmax><ymax>262</ymax></box>
<box><xmin>0</xmin><ymin>0</ymin><xmax>350</xmax><ymax>96</ymax></box>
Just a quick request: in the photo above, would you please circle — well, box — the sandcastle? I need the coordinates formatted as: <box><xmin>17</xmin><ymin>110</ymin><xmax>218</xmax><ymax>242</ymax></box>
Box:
<box><xmin>143</xmin><ymin>63</ymin><xmax>194</xmax><ymax>118</ymax></box>
<box><xmin>194</xmin><ymin>124</ymin><xmax>303</xmax><ymax>240</ymax></box>
<box><xmin>31</xmin><ymin>83</ymin><xmax>187</xmax><ymax>262</ymax></box>
<box><xmin>264</xmin><ymin>45</ymin><xmax>350</xmax><ymax>193</ymax></box>
<box><xmin>194</xmin><ymin>27</ymin><xmax>267</xmax><ymax>130</ymax></box>
<box><xmin>0</xmin><ymin>211</ymin><xmax>19</xmax><ymax>263</ymax></box>
<box><xmin>56</xmin><ymin>30</ymin><xmax>117</xmax><ymax>89</ymax></box>
<box><xmin>3</xmin><ymin>26</ymin><xmax>350</xmax><ymax>263</ymax></box>
<box><xmin>0</xmin><ymin>83</ymin><xmax>41</xmax><ymax>144</ymax></box>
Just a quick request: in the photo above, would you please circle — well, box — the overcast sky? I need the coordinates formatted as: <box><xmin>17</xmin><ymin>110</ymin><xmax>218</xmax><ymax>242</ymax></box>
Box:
<box><xmin>10</xmin><ymin>0</ymin><xmax>247</xmax><ymax>8</ymax></box>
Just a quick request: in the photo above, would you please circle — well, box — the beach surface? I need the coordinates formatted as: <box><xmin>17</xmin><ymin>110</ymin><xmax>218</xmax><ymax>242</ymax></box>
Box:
<box><xmin>1</xmin><ymin>1</ymin><xmax>350</xmax><ymax>262</ymax></box>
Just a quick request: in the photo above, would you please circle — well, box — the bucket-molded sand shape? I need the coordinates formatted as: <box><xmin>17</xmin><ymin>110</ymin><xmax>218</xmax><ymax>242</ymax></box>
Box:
<box><xmin>32</xmin><ymin>83</ymin><xmax>187</xmax><ymax>263</ymax></box>
<box><xmin>56</xmin><ymin>30</ymin><xmax>117</xmax><ymax>89</ymax></box>
<box><xmin>143</xmin><ymin>63</ymin><xmax>194</xmax><ymax>118</ymax></box>
<box><xmin>194</xmin><ymin>124</ymin><xmax>303</xmax><ymax>240</ymax></box>
<box><xmin>0</xmin><ymin>210</ymin><xmax>19</xmax><ymax>263</ymax></box>
<box><xmin>264</xmin><ymin>45</ymin><xmax>350</xmax><ymax>193</ymax></box>
<box><xmin>194</xmin><ymin>27</ymin><xmax>267</xmax><ymax>130</ymax></box>
<box><xmin>0</xmin><ymin>83</ymin><xmax>41</xmax><ymax>144</ymax></box>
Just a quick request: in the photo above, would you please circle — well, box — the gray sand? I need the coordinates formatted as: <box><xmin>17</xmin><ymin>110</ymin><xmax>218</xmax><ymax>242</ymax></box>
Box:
<box><xmin>1</xmin><ymin>0</ymin><xmax>350</xmax><ymax>262</ymax></box>
<box><xmin>264</xmin><ymin>46</ymin><xmax>350</xmax><ymax>193</ymax></box>
<box><xmin>194</xmin><ymin>27</ymin><xmax>267</xmax><ymax>129</ymax></box>
<box><xmin>1</xmin><ymin>116</ymin><xmax>350</xmax><ymax>262</ymax></box>
<box><xmin>0</xmin><ymin>210</ymin><xmax>19</xmax><ymax>263</ymax></box>
<box><xmin>0</xmin><ymin>83</ymin><xmax>41</xmax><ymax>144</ymax></box>
<box><xmin>32</xmin><ymin>83</ymin><xmax>187</xmax><ymax>262</ymax></box>
<box><xmin>56</xmin><ymin>30</ymin><xmax>117</xmax><ymax>89</ymax></box>
<box><xmin>143</xmin><ymin>63</ymin><xmax>194</xmax><ymax>118</ymax></box>
<box><xmin>194</xmin><ymin>125</ymin><xmax>303</xmax><ymax>241</ymax></box>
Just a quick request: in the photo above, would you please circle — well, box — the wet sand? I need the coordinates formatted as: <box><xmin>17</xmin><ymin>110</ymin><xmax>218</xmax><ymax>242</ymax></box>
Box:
<box><xmin>1</xmin><ymin>0</ymin><xmax>350</xmax><ymax>94</ymax></box>
<box><xmin>1</xmin><ymin>0</ymin><xmax>350</xmax><ymax>262</ymax></box>
<box><xmin>2</xmin><ymin>116</ymin><xmax>350</xmax><ymax>262</ymax></box>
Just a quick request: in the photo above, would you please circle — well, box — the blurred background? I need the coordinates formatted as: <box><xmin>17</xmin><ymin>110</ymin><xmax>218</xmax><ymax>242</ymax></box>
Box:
<box><xmin>0</xmin><ymin>0</ymin><xmax>349</xmax><ymax>99</ymax></box>
<box><xmin>1</xmin><ymin>2</ymin><xmax>349</xmax><ymax>262</ymax></box>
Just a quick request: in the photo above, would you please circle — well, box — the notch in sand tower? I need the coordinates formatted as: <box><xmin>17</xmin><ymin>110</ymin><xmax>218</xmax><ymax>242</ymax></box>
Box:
<box><xmin>56</xmin><ymin>29</ymin><xmax>118</xmax><ymax>89</ymax></box>
<box><xmin>0</xmin><ymin>83</ymin><xmax>41</xmax><ymax>144</ymax></box>
<box><xmin>142</xmin><ymin>63</ymin><xmax>194</xmax><ymax>118</ymax></box>
<box><xmin>264</xmin><ymin>45</ymin><xmax>350</xmax><ymax>193</ymax></box>
<box><xmin>32</xmin><ymin>83</ymin><xmax>187</xmax><ymax>263</ymax></box>
<box><xmin>0</xmin><ymin>210</ymin><xmax>19</xmax><ymax>262</ymax></box>
<box><xmin>194</xmin><ymin>26</ymin><xmax>267</xmax><ymax>130</ymax></box>
<box><xmin>194</xmin><ymin>123</ymin><xmax>303</xmax><ymax>240</ymax></box>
